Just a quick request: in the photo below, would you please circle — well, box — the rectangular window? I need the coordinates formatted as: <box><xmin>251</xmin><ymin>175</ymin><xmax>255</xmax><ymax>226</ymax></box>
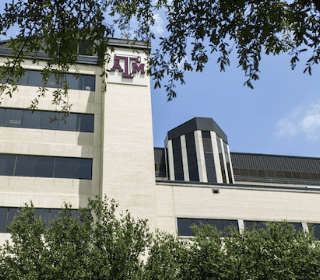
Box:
<box><xmin>0</xmin><ymin>108</ymin><xmax>5</xmax><ymax>126</ymax></box>
<box><xmin>186</xmin><ymin>132</ymin><xmax>199</xmax><ymax>182</ymax></box>
<box><xmin>0</xmin><ymin>207</ymin><xmax>8</xmax><ymax>233</ymax></box>
<box><xmin>172</xmin><ymin>137</ymin><xmax>184</xmax><ymax>181</ymax></box>
<box><xmin>79</xmin><ymin>75</ymin><xmax>95</xmax><ymax>91</ymax></box>
<box><xmin>6</xmin><ymin>208</ymin><xmax>20</xmax><ymax>233</ymax></box>
<box><xmin>35</xmin><ymin>208</ymin><xmax>50</xmax><ymax>228</ymax></box>
<box><xmin>73</xmin><ymin>158</ymin><xmax>92</xmax><ymax>179</ymax></box>
<box><xmin>12</xmin><ymin>70</ymin><xmax>96</xmax><ymax>91</ymax></box>
<box><xmin>22</xmin><ymin>110</ymin><xmax>41</xmax><ymax>129</ymax></box>
<box><xmin>177</xmin><ymin>218</ymin><xmax>239</xmax><ymax>236</ymax></box>
<box><xmin>40</xmin><ymin>111</ymin><xmax>59</xmax><ymax>130</ymax></box>
<box><xmin>0</xmin><ymin>207</ymin><xmax>81</xmax><ymax>232</ymax></box>
<box><xmin>0</xmin><ymin>154</ymin><xmax>92</xmax><ymax>180</ymax></box>
<box><xmin>27</xmin><ymin>70</ymin><xmax>44</xmax><ymax>87</ymax></box>
<box><xmin>59</xmin><ymin>113</ymin><xmax>78</xmax><ymax>131</ymax></box>
<box><xmin>309</xmin><ymin>224</ymin><xmax>320</xmax><ymax>240</ymax></box>
<box><xmin>79</xmin><ymin>114</ymin><xmax>94</xmax><ymax>132</ymax></box>
<box><xmin>0</xmin><ymin>108</ymin><xmax>94</xmax><ymax>133</ymax></box>
<box><xmin>3</xmin><ymin>109</ymin><xmax>23</xmax><ymax>127</ymax></box>
<box><xmin>15</xmin><ymin>155</ymin><xmax>36</xmax><ymax>177</ymax></box>
<box><xmin>35</xmin><ymin>157</ymin><xmax>54</xmax><ymax>178</ymax></box>
<box><xmin>0</xmin><ymin>154</ymin><xmax>15</xmax><ymax>176</ymax></box>
<box><xmin>54</xmin><ymin>158</ymin><xmax>74</xmax><ymax>178</ymax></box>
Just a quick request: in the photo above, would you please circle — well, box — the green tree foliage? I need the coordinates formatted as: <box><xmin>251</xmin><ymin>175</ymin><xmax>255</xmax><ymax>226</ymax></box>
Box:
<box><xmin>1</xmin><ymin>199</ymin><xmax>320</xmax><ymax>279</ymax></box>
<box><xmin>0</xmin><ymin>0</ymin><xmax>320</xmax><ymax>103</ymax></box>
<box><xmin>146</xmin><ymin>223</ymin><xmax>320</xmax><ymax>279</ymax></box>
<box><xmin>0</xmin><ymin>197</ymin><xmax>151</xmax><ymax>279</ymax></box>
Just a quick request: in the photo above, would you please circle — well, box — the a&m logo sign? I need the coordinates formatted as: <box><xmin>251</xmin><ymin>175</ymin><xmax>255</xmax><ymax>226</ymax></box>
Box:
<box><xmin>110</xmin><ymin>55</ymin><xmax>145</xmax><ymax>78</ymax></box>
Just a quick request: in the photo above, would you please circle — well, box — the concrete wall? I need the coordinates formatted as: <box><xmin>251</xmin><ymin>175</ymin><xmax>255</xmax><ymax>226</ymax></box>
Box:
<box><xmin>155</xmin><ymin>182</ymin><xmax>320</xmax><ymax>234</ymax></box>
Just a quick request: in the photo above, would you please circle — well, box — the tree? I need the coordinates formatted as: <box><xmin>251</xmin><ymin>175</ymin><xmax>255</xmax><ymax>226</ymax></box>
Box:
<box><xmin>146</xmin><ymin>222</ymin><xmax>320</xmax><ymax>279</ymax></box>
<box><xmin>1</xmin><ymin>199</ymin><xmax>320</xmax><ymax>279</ymax></box>
<box><xmin>0</xmin><ymin>0</ymin><xmax>320</xmax><ymax>106</ymax></box>
<box><xmin>0</xmin><ymin>196</ymin><xmax>151</xmax><ymax>279</ymax></box>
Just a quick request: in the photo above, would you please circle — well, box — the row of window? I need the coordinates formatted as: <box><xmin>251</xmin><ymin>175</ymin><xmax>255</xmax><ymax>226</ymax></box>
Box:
<box><xmin>0</xmin><ymin>207</ymin><xmax>80</xmax><ymax>233</ymax></box>
<box><xmin>1</xmin><ymin>69</ymin><xmax>96</xmax><ymax>91</ymax></box>
<box><xmin>177</xmin><ymin>218</ymin><xmax>320</xmax><ymax>239</ymax></box>
<box><xmin>0</xmin><ymin>108</ymin><xmax>94</xmax><ymax>132</ymax></box>
<box><xmin>233</xmin><ymin>168</ymin><xmax>320</xmax><ymax>181</ymax></box>
<box><xmin>0</xmin><ymin>154</ymin><xmax>92</xmax><ymax>179</ymax></box>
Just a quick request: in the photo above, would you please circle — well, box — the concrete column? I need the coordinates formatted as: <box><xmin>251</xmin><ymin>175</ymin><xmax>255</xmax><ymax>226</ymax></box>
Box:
<box><xmin>167</xmin><ymin>139</ymin><xmax>175</xmax><ymax>181</ymax></box>
<box><xmin>181</xmin><ymin>135</ymin><xmax>189</xmax><ymax>181</ymax></box>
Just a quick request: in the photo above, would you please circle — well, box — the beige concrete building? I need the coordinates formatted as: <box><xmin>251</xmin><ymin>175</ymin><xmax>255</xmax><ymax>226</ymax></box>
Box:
<box><xmin>0</xmin><ymin>38</ymin><xmax>320</xmax><ymax>241</ymax></box>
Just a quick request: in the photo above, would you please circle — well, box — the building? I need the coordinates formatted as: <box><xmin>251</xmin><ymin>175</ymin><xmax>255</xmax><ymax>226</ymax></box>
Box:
<box><xmin>0</xmin><ymin>38</ymin><xmax>319</xmax><ymax>242</ymax></box>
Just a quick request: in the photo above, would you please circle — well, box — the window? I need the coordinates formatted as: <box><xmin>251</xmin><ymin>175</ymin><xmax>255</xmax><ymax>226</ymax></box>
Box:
<box><xmin>54</xmin><ymin>158</ymin><xmax>74</xmax><ymax>179</ymax></box>
<box><xmin>11</xmin><ymin>69</ymin><xmax>96</xmax><ymax>91</ymax></box>
<box><xmin>0</xmin><ymin>154</ymin><xmax>15</xmax><ymax>175</ymax></box>
<box><xmin>3</xmin><ymin>109</ymin><xmax>23</xmax><ymax>127</ymax></box>
<box><xmin>40</xmin><ymin>111</ymin><xmax>60</xmax><ymax>130</ymax></box>
<box><xmin>177</xmin><ymin>218</ymin><xmax>239</xmax><ymax>236</ymax></box>
<box><xmin>73</xmin><ymin>158</ymin><xmax>92</xmax><ymax>180</ymax></box>
<box><xmin>0</xmin><ymin>207</ymin><xmax>81</xmax><ymax>233</ymax></box>
<box><xmin>0</xmin><ymin>108</ymin><xmax>94</xmax><ymax>133</ymax></box>
<box><xmin>34</xmin><ymin>157</ymin><xmax>54</xmax><ymax>178</ymax></box>
<box><xmin>15</xmin><ymin>155</ymin><xmax>36</xmax><ymax>177</ymax></box>
<box><xmin>22</xmin><ymin>110</ymin><xmax>41</xmax><ymax>129</ymax></box>
<box><xmin>0</xmin><ymin>154</ymin><xmax>92</xmax><ymax>180</ymax></box>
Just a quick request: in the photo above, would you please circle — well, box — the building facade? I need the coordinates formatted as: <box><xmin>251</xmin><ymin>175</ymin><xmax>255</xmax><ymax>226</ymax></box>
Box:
<box><xmin>0</xmin><ymin>39</ymin><xmax>320</xmax><ymax>242</ymax></box>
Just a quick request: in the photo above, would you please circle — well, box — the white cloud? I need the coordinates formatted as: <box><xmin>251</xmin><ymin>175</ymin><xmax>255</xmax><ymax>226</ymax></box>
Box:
<box><xmin>276</xmin><ymin>102</ymin><xmax>320</xmax><ymax>141</ymax></box>
<box><xmin>151</xmin><ymin>14</ymin><xmax>165</xmax><ymax>35</ymax></box>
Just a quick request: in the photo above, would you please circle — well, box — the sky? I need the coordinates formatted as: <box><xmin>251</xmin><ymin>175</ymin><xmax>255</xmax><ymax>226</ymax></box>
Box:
<box><xmin>149</xmin><ymin>11</ymin><xmax>320</xmax><ymax>158</ymax></box>
<box><xmin>1</xmin><ymin>2</ymin><xmax>320</xmax><ymax>158</ymax></box>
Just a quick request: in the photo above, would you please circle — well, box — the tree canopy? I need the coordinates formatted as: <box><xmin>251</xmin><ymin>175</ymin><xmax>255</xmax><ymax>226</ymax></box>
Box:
<box><xmin>0</xmin><ymin>0</ymin><xmax>320</xmax><ymax>106</ymax></box>
<box><xmin>1</xmin><ymin>198</ymin><xmax>320</xmax><ymax>279</ymax></box>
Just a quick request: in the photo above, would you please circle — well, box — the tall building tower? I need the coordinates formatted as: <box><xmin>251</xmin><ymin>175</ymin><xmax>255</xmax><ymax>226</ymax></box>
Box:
<box><xmin>0</xmin><ymin>39</ymin><xmax>157</xmax><ymax>243</ymax></box>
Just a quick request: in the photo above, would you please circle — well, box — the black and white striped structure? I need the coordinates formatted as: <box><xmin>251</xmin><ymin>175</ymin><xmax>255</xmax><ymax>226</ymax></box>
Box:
<box><xmin>165</xmin><ymin>117</ymin><xmax>234</xmax><ymax>184</ymax></box>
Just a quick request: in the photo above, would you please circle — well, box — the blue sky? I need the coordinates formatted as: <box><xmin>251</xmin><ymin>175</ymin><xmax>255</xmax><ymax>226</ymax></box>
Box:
<box><xmin>149</xmin><ymin>11</ymin><xmax>320</xmax><ymax>157</ymax></box>
<box><xmin>1</xmin><ymin>2</ymin><xmax>319</xmax><ymax>157</ymax></box>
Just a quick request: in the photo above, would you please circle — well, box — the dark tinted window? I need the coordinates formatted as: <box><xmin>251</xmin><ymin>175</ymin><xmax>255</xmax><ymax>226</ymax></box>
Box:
<box><xmin>73</xmin><ymin>158</ymin><xmax>92</xmax><ymax>179</ymax></box>
<box><xmin>40</xmin><ymin>111</ymin><xmax>59</xmax><ymax>130</ymax></box>
<box><xmin>290</xmin><ymin>222</ymin><xmax>302</xmax><ymax>232</ymax></box>
<box><xmin>54</xmin><ymin>158</ymin><xmax>73</xmax><ymax>178</ymax></box>
<box><xmin>50</xmin><ymin>209</ymin><xmax>62</xmax><ymax>221</ymax></box>
<box><xmin>15</xmin><ymin>155</ymin><xmax>35</xmax><ymax>177</ymax></box>
<box><xmin>35</xmin><ymin>208</ymin><xmax>50</xmax><ymax>227</ymax></box>
<box><xmin>59</xmin><ymin>113</ymin><xmax>78</xmax><ymax>131</ymax></box>
<box><xmin>207</xmin><ymin>219</ymin><xmax>223</xmax><ymax>231</ymax></box>
<box><xmin>178</xmin><ymin>218</ymin><xmax>239</xmax><ymax>236</ymax></box>
<box><xmin>177</xmin><ymin>218</ymin><xmax>193</xmax><ymax>236</ymax></box>
<box><xmin>22</xmin><ymin>110</ymin><xmax>41</xmax><ymax>129</ymax></box>
<box><xmin>0</xmin><ymin>154</ymin><xmax>15</xmax><ymax>175</ymax></box>
<box><xmin>79</xmin><ymin>114</ymin><xmax>94</xmax><ymax>132</ymax></box>
<box><xmin>35</xmin><ymin>157</ymin><xmax>54</xmax><ymax>178</ymax></box>
<box><xmin>0</xmin><ymin>154</ymin><xmax>92</xmax><ymax>180</ymax></box>
<box><xmin>28</xmin><ymin>70</ymin><xmax>44</xmax><ymax>87</ymax></box>
<box><xmin>0</xmin><ymin>207</ymin><xmax>8</xmax><ymax>233</ymax></box>
<box><xmin>3</xmin><ymin>109</ymin><xmax>23</xmax><ymax>127</ymax></box>
<box><xmin>65</xmin><ymin>73</ymin><xmax>79</xmax><ymax>90</ymax></box>
<box><xmin>16</xmin><ymin>70</ymin><xmax>30</xmax><ymax>86</ymax></box>
<box><xmin>311</xmin><ymin>224</ymin><xmax>320</xmax><ymax>240</ymax></box>
<box><xmin>0</xmin><ymin>108</ymin><xmax>5</xmax><ymax>126</ymax></box>
<box><xmin>244</xmin><ymin>221</ymin><xmax>267</xmax><ymax>230</ymax></box>
<box><xmin>6</xmin><ymin>208</ymin><xmax>20</xmax><ymax>233</ymax></box>
<box><xmin>80</xmin><ymin>75</ymin><xmax>95</xmax><ymax>91</ymax></box>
